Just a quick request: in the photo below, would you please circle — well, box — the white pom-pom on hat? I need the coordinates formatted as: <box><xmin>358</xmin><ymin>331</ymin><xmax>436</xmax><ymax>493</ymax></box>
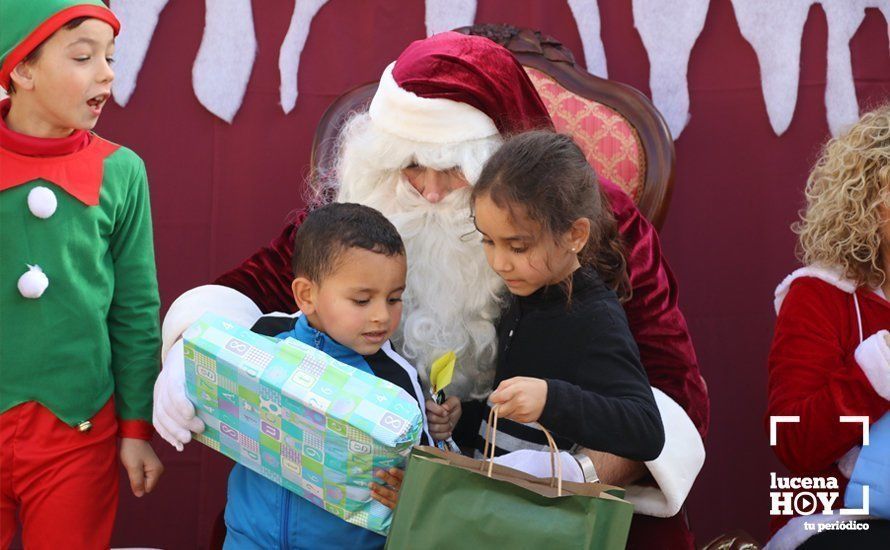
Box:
<box><xmin>18</xmin><ymin>265</ymin><xmax>49</xmax><ymax>299</ymax></box>
<box><xmin>27</xmin><ymin>186</ymin><xmax>57</xmax><ymax>219</ymax></box>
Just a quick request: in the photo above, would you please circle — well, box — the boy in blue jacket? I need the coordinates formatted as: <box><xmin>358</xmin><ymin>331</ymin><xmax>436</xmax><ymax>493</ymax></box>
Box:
<box><xmin>224</xmin><ymin>203</ymin><xmax>431</xmax><ymax>549</ymax></box>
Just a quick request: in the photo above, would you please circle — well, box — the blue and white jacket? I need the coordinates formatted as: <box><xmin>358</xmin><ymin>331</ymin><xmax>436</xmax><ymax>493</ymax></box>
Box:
<box><xmin>223</xmin><ymin>314</ymin><xmax>431</xmax><ymax>550</ymax></box>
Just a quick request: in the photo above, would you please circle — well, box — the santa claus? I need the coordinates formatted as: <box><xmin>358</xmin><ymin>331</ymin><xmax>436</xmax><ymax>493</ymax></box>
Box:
<box><xmin>153</xmin><ymin>31</ymin><xmax>709</xmax><ymax>548</ymax></box>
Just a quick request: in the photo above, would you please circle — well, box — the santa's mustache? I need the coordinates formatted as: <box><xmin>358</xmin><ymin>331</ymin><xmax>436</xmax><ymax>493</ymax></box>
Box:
<box><xmin>386</xmin><ymin>183</ymin><xmax>475</xmax><ymax>235</ymax></box>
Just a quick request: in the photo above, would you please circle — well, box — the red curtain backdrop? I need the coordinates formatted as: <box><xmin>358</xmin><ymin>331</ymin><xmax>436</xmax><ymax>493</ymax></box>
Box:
<box><xmin>21</xmin><ymin>0</ymin><xmax>884</xmax><ymax>547</ymax></box>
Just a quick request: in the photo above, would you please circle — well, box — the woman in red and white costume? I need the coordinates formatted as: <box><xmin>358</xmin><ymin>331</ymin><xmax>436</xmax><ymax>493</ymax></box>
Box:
<box><xmin>153</xmin><ymin>32</ymin><xmax>709</xmax><ymax>549</ymax></box>
<box><xmin>767</xmin><ymin>105</ymin><xmax>890</xmax><ymax>549</ymax></box>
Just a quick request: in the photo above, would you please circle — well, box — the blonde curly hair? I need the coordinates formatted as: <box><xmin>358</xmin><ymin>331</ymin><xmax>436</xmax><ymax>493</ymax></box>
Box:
<box><xmin>794</xmin><ymin>104</ymin><xmax>890</xmax><ymax>288</ymax></box>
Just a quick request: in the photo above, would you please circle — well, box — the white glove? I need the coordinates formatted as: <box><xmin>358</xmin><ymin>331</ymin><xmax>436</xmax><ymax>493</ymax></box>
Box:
<box><xmin>153</xmin><ymin>338</ymin><xmax>204</xmax><ymax>451</ymax></box>
<box><xmin>493</xmin><ymin>449</ymin><xmax>584</xmax><ymax>483</ymax></box>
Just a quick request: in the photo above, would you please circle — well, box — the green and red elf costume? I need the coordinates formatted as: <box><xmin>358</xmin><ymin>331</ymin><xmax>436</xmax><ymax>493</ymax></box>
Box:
<box><xmin>0</xmin><ymin>2</ymin><xmax>161</xmax><ymax>548</ymax></box>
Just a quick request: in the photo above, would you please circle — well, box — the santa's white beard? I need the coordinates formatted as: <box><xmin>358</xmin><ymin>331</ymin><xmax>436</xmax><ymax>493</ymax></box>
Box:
<box><xmin>349</xmin><ymin>172</ymin><xmax>506</xmax><ymax>400</ymax></box>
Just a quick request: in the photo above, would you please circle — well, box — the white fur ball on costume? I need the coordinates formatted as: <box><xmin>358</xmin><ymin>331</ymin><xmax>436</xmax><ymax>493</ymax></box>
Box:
<box><xmin>27</xmin><ymin>186</ymin><xmax>57</xmax><ymax>219</ymax></box>
<box><xmin>17</xmin><ymin>265</ymin><xmax>49</xmax><ymax>299</ymax></box>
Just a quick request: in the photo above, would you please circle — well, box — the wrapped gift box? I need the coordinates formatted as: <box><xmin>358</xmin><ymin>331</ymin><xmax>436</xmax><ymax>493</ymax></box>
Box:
<box><xmin>183</xmin><ymin>313</ymin><xmax>423</xmax><ymax>535</ymax></box>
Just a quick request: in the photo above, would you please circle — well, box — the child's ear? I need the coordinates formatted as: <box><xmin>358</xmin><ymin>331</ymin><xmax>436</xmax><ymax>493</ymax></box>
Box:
<box><xmin>291</xmin><ymin>277</ymin><xmax>317</xmax><ymax>314</ymax></box>
<box><xmin>567</xmin><ymin>217</ymin><xmax>591</xmax><ymax>252</ymax></box>
<box><xmin>9</xmin><ymin>62</ymin><xmax>35</xmax><ymax>92</ymax></box>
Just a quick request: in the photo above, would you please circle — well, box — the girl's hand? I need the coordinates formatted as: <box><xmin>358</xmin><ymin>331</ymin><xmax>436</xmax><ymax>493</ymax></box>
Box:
<box><xmin>370</xmin><ymin>468</ymin><xmax>404</xmax><ymax>510</ymax></box>
<box><xmin>425</xmin><ymin>396</ymin><xmax>462</xmax><ymax>441</ymax></box>
<box><xmin>119</xmin><ymin>438</ymin><xmax>164</xmax><ymax>497</ymax></box>
<box><xmin>489</xmin><ymin>377</ymin><xmax>548</xmax><ymax>423</ymax></box>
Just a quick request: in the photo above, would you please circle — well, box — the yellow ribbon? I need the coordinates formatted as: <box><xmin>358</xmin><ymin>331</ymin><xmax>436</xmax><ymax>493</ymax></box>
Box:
<box><xmin>430</xmin><ymin>351</ymin><xmax>457</xmax><ymax>394</ymax></box>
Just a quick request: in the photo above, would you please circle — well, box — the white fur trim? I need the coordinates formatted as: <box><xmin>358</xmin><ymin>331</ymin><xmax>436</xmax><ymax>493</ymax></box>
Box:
<box><xmin>368</xmin><ymin>62</ymin><xmax>499</xmax><ymax>144</ymax></box>
<box><xmin>774</xmin><ymin>265</ymin><xmax>857</xmax><ymax>314</ymax></box>
<box><xmin>27</xmin><ymin>186</ymin><xmax>57</xmax><ymax>219</ymax></box>
<box><xmin>161</xmin><ymin>285</ymin><xmax>262</xmax><ymax>360</ymax></box>
<box><xmin>855</xmin><ymin>330</ymin><xmax>890</xmax><ymax>400</ymax></box>
<box><xmin>17</xmin><ymin>265</ymin><xmax>48</xmax><ymax>299</ymax></box>
<box><xmin>623</xmin><ymin>388</ymin><xmax>705</xmax><ymax>517</ymax></box>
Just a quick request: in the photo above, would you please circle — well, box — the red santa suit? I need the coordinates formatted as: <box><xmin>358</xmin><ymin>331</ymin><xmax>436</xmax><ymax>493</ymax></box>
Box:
<box><xmin>767</xmin><ymin>266</ymin><xmax>890</xmax><ymax>548</ymax></box>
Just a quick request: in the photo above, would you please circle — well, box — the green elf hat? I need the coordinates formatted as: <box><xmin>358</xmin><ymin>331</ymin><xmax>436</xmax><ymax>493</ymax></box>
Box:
<box><xmin>0</xmin><ymin>0</ymin><xmax>120</xmax><ymax>90</ymax></box>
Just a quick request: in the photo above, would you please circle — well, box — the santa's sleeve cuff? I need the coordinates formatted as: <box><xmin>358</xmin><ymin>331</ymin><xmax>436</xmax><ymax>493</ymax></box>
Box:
<box><xmin>624</xmin><ymin>388</ymin><xmax>706</xmax><ymax>517</ymax></box>
<box><xmin>118</xmin><ymin>419</ymin><xmax>154</xmax><ymax>440</ymax></box>
<box><xmin>855</xmin><ymin>330</ymin><xmax>890</xmax><ymax>400</ymax></box>
<box><xmin>161</xmin><ymin>284</ymin><xmax>263</xmax><ymax>359</ymax></box>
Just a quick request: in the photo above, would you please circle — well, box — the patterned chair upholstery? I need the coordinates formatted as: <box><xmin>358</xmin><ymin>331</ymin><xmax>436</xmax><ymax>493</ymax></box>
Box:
<box><xmin>523</xmin><ymin>67</ymin><xmax>645</xmax><ymax>202</ymax></box>
<box><xmin>311</xmin><ymin>24</ymin><xmax>675</xmax><ymax>229</ymax></box>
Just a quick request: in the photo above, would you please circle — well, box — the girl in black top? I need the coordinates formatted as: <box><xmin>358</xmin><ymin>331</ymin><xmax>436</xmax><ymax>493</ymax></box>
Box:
<box><xmin>469</xmin><ymin>131</ymin><xmax>664</xmax><ymax>466</ymax></box>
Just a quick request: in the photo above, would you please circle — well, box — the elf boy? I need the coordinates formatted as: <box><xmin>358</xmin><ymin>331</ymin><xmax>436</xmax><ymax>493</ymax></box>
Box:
<box><xmin>0</xmin><ymin>2</ymin><xmax>163</xmax><ymax>548</ymax></box>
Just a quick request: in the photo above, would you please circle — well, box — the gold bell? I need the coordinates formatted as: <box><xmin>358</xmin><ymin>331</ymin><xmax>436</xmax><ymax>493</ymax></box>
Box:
<box><xmin>77</xmin><ymin>420</ymin><xmax>92</xmax><ymax>433</ymax></box>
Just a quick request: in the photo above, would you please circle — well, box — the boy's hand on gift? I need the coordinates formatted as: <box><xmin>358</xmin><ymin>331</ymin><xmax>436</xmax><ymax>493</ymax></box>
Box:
<box><xmin>370</xmin><ymin>467</ymin><xmax>404</xmax><ymax>510</ymax></box>
<box><xmin>490</xmin><ymin>377</ymin><xmax>547</xmax><ymax>424</ymax></box>
<box><xmin>426</xmin><ymin>396</ymin><xmax>462</xmax><ymax>441</ymax></box>
<box><xmin>120</xmin><ymin>438</ymin><xmax>164</xmax><ymax>497</ymax></box>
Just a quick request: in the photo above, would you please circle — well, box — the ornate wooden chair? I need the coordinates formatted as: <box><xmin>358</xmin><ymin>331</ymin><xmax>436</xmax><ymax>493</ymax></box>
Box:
<box><xmin>311</xmin><ymin>24</ymin><xmax>676</xmax><ymax>229</ymax></box>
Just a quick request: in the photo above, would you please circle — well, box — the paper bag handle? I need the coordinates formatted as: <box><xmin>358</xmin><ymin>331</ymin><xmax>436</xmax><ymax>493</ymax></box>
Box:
<box><xmin>482</xmin><ymin>405</ymin><xmax>563</xmax><ymax>496</ymax></box>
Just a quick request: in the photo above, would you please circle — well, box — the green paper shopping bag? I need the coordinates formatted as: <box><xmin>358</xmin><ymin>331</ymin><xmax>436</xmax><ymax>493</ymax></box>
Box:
<box><xmin>386</xmin><ymin>411</ymin><xmax>634</xmax><ymax>549</ymax></box>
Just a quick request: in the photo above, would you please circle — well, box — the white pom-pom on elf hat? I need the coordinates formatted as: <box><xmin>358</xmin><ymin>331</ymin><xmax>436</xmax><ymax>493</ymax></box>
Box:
<box><xmin>17</xmin><ymin>264</ymin><xmax>49</xmax><ymax>299</ymax></box>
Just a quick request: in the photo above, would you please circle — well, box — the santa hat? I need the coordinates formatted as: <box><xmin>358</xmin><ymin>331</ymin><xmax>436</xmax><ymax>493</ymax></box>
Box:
<box><xmin>369</xmin><ymin>32</ymin><xmax>554</xmax><ymax>144</ymax></box>
<box><xmin>0</xmin><ymin>0</ymin><xmax>120</xmax><ymax>91</ymax></box>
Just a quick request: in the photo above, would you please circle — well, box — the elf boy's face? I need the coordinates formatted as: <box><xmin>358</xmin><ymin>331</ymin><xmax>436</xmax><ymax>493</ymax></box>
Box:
<box><xmin>11</xmin><ymin>19</ymin><xmax>115</xmax><ymax>135</ymax></box>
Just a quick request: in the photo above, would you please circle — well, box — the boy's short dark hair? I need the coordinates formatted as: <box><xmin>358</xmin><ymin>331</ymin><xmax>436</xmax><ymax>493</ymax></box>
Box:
<box><xmin>292</xmin><ymin>203</ymin><xmax>405</xmax><ymax>282</ymax></box>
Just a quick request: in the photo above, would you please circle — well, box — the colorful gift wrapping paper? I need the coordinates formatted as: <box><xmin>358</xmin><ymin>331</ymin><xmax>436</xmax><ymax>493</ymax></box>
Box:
<box><xmin>183</xmin><ymin>313</ymin><xmax>422</xmax><ymax>535</ymax></box>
